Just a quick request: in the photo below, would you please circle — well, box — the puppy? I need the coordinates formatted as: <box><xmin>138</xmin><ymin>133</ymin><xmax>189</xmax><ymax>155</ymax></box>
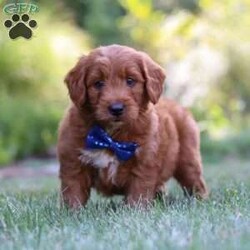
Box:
<box><xmin>57</xmin><ymin>44</ymin><xmax>208</xmax><ymax>209</ymax></box>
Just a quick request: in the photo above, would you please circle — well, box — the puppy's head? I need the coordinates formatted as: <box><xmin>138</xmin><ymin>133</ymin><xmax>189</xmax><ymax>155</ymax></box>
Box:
<box><xmin>65</xmin><ymin>45</ymin><xmax>165</xmax><ymax>126</ymax></box>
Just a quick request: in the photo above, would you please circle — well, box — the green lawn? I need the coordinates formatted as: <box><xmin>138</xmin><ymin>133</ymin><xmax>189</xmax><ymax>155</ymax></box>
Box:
<box><xmin>0</xmin><ymin>159</ymin><xmax>250</xmax><ymax>250</ymax></box>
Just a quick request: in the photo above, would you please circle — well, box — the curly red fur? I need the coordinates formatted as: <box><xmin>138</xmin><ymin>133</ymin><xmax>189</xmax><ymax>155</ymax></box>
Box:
<box><xmin>57</xmin><ymin>45</ymin><xmax>208</xmax><ymax>209</ymax></box>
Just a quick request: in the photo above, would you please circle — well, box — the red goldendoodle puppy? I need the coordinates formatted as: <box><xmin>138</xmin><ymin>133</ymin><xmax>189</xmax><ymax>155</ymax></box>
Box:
<box><xmin>57</xmin><ymin>44</ymin><xmax>208</xmax><ymax>209</ymax></box>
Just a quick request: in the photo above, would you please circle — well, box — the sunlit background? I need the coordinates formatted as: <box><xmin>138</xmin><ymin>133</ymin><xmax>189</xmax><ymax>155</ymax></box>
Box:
<box><xmin>0</xmin><ymin>0</ymin><xmax>250</xmax><ymax>166</ymax></box>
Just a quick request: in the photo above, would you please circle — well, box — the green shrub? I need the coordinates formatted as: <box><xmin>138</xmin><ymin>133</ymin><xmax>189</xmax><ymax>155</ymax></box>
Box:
<box><xmin>201</xmin><ymin>130</ymin><xmax>250</xmax><ymax>162</ymax></box>
<box><xmin>0</xmin><ymin>95</ymin><xmax>63</xmax><ymax>164</ymax></box>
<box><xmin>0</xmin><ymin>2</ymin><xmax>90</xmax><ymax>165</ymax></box>
<box><xmin>63</xmin><ymin>0</ymin><xmax>125</xmax><ymax>46</ymax></box>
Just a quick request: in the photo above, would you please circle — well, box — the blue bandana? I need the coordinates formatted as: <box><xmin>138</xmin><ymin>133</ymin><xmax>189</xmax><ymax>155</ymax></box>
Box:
<box><xmin>85</xmin><ymin>125</ymin><xmax>138</xmax><ymax>161</ymax></box>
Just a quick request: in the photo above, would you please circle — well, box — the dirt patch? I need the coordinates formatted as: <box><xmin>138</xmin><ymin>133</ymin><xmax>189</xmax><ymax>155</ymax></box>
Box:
<box><xmin>0</xmin><ymin>158</ymin><xmax>59</xmax><ymax>179</ymax></box>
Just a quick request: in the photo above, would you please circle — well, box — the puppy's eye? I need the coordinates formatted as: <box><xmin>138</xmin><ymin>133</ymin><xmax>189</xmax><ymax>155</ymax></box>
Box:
<box><xmin>94</xmin><ymin>80</ymin><xmax>105</xmax><ymax>90</ymax></box>
<box><xmin>126</xmin><ymin>77</ymin><xmax>136</xmax><ymax>87</ymax></box>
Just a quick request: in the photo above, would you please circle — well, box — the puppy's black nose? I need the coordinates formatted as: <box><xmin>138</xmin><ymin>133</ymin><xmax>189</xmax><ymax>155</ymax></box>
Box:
<box><xmin>109</xmin><ymin>102</ymin><xmax>124</xmax><ymax>116</ymax></box>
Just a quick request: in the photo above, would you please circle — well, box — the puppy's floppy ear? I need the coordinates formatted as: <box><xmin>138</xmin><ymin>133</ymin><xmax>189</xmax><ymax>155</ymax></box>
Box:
<box><xmin>140</xmin><ymin>53</ymin><xmax>166</xmax><ymax>104</ymax></box>
<box><xmin>64</xmin><ymin>56</ymin><xmax>87</xmax><ymax>108</ymax></box>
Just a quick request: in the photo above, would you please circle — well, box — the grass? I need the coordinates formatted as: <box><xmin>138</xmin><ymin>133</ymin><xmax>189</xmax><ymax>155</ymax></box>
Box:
<box><xmin>0</xmin><ymin>158</ymin><xmax>250</xmax><ymax>250</ymax></box>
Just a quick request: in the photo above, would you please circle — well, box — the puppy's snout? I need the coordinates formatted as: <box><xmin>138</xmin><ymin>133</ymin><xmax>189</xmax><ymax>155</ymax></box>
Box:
<box><xmin>108</xmin><ymin>102</ymin><xmax>124</xmax><ymax>117</ymax></box>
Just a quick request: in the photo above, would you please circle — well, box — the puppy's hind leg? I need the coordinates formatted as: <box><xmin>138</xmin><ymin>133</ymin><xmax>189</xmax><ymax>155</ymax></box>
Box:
<box><xmin>174</xmin><ymin>160</ymin><xmax>208</xmax><ymax>199</ymax></box>
<box><xmin>174</xmin><ymin>116</ymin><xmax>209</xmax><ymax>199</ymax></box>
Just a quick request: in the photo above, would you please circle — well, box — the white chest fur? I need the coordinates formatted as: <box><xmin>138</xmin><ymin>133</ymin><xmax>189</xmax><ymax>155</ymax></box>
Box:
<box><xmin>79</xmin><ymin>149</ymin><xmax>119</xmax><ymax>182</ymax></box>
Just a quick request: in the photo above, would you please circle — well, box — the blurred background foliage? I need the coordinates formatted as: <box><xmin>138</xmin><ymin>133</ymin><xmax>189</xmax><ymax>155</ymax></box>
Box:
<box><xmin>0</xmin><ymin>0</ymin><xmax>249</xmax><ymax>165</ymax></box>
